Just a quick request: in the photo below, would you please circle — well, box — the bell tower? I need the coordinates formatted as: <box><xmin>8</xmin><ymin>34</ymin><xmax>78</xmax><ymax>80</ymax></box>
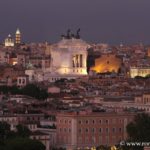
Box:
<box><xmin>15</xmin><ymin>28</ymin><xmax>21</xmax><ymax>45</ymax></box>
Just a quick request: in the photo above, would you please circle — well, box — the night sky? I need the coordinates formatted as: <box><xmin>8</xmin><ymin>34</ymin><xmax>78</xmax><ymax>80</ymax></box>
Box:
<box><xmin>0</xmin><ymin>0</ymin><xmax>150</xmax><ymax>44</ymax></box>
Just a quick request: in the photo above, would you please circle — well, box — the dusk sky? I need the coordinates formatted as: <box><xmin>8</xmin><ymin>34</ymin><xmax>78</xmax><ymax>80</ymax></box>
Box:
<box><xmin>0</xmin><ymin>0</ymin><xmax>150</xmax><ymax>44</ymax></box>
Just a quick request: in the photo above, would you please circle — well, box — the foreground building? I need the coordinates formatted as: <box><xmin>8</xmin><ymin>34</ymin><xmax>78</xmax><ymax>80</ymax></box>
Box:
<box><xmin>56</xmin><ymin>110</ymin><xmax>135</xmax><ymax>149</ymax></box>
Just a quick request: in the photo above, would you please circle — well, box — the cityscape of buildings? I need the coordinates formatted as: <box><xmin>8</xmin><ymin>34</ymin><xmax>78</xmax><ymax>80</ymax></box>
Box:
<box><xmin>0</xmin><ymin>28</ymin><xmax>150</xmax><ymax>150</ymax></box>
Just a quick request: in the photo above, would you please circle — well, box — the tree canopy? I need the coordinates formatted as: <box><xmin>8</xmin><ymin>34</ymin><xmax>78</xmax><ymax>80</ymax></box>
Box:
<box><xmin>0</xmin><ymin>84</ymin><xmax>48</xmax><ymax>100</ymax></box>
<box><xmin>0</xmin><ymin>122</ymin><xmax>45</xmax><ymax>150</ymax></box>
<box><xmin>126</xmin><ymin>113</ymin><xmax>150</xmax><ymax>150</ymax></box>
<box><xmin>16</xmin><ymin>124</ymin><xmax>31</xmax><ymax>137</ymax></box>
<box><xmin>1</xmin><ymin>137</ymin><xmax>45</xmax><ymax>150</ymax></box>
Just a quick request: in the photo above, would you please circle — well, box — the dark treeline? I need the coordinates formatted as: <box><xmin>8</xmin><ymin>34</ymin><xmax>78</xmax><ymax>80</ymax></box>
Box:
<box><xmin>0</xmin><ymin>122</ymin><xmax>45</xmax><ymax>150</ymax></box>
<box><xmin>0</xmin><ymin>84</ymin><xmax>48</xmax><ymax>100</ymax></box>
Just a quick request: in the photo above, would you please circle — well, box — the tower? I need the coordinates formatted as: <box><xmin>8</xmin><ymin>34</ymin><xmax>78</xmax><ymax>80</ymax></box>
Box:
<box><xmin>15</xmin><ymin>28</ymin><xmax>21</xmax><ymax>45</ymax></box>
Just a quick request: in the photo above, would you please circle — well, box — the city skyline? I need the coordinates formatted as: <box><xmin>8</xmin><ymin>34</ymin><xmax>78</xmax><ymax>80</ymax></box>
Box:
<box><xmin>0</xmin><ymin>0</ymin><xmax>150</xmax><ymax>44</ymax></box>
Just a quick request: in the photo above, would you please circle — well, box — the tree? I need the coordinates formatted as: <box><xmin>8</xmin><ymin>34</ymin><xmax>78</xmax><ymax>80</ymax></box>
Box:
<box><xmin>1</xmin><ymin>137</ymin><xmax>45</xmax><ymax>150</ymax></box>
<box><xmin>126</xmin><ymin>113</ymin><xmax>150</xmax><ymax>150</ymax></box>
<box><xmin>16</xmin><ymin>124</ymin><xmax>31</xmax><ymax>137</ymax></box>
<box><xmin>145</xmin><ymin>74</ymin><xmax>150</xmax><ymax>79</ymax></box>
<box><xmin>0</xmin><ymin>123</ymin><xmax>45</xmax><ymax>150</ymax></box>
<box><xmin>22</xmin><ymin>84</ymin><xmax>48</xmax><ymax>100</ymax></box>
<box><xmin>0</xmin><ymin>122</ymin><xmax>11</xmax><ymax>144</ymax></box>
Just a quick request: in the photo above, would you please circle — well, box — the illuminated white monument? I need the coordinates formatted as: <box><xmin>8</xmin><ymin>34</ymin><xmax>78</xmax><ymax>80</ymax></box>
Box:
<box><xmin>50</xmin><ymin>29</ymin><xmax>89</xmax><ymax>77</ymax></box>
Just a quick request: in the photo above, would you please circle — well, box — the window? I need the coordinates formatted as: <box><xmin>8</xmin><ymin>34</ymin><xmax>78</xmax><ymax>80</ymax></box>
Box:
<box><xmin>69</xmin><ymin>128</ymin><xmax>71</xmax><ymax>132</ymax></box>
<box><xmin>105</xmin><ymin>119</ymin><xmax>109</xmax><ymax>124</ymax></box>
<box><xmin>85</xmin><ymin>137</ymin><xmax>89</xmax><ymax>143</ymax></box>
<box><xmin>99</xmin><ymin>136</ymin><xmax>102</xmax><ymax>144</ymax></box>
<box><xmin>119</xmin><ymin>128</ymin><xmax>122</xmax><ymax>133</ymax></box>
<box><xmin>92</xmin><ymin>120</ymin><xmax>95</xmax><ymax>124</ymax></box>
<box><xmin>91</xmin><ymin>128</ymin><xmax>95</xmax><ymax>133</ymax></box>
<box><xmin>105</xmin><ymin>136</ymin><xmax>109</xmax><ymax>145</ymax></box>
<box><xmin>78</xmin><ymin>120</ymin><xmax>82</xmax><ymax>124</ymax></box>
<box><xmin>112</xmin><ymin>128</ymin><xmax>115</xmax><ymax>133</ymax></box>
<box><xmin>78</xmin><ymin>128</ymin><xmax>82</xmax><ymax>133</ymax></box>
<box><xmin>106</xmin><ymin>128</ymin><xmax>109</xmax><ymax>133</ymax></box>
<box><xmin>99</xmin><ymin>120</ymin><xmax>102</xmax><ymax>124</ymax></box>
<box><xmin>85</xmin><ymin>128</ymin><xmax>89</xmax><ymax>133</ymax></box>
<box><xmin>92</xmin><ymin>136</ymin><xmax>96</xmax><ymax>144</ymax></box>
<box><xmin>85</xmin><ymin>120</ymin><xmax>89</xmax><ymax>124</ymax></box>
<box><xmin>99</xmin><ymin>128</ymin><xmax>102</xmax><ymax>133</ymax></box>
<box><xmin>22</xmin><ymin>79</ymin><xmax>25</xmax><ymax>84</ymax></box>
<box><xmin>19</xmin><ymin>79</ymin><xmax>21</xmax><ymax>84</ymax></box>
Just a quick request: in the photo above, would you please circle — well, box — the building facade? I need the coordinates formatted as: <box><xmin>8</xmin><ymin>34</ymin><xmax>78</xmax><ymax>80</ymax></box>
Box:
<box><xmin>49</xmin><ymin>37</ymin><xmax>89</xmax><ymax>77</ymax></box>
<box><xmin>91</xmin><ymin>54</ymin><xmax>122</xmax><ymax>73</ymax></box>
<box><xmin>130</xmin><ymin>67</ymin><xmax>150</xmax><ymax>78</ymax></box>
<box><xmin>56</xmin><ymin>111</ymin><xmax>134</xmax><ymax>150</ymax></box>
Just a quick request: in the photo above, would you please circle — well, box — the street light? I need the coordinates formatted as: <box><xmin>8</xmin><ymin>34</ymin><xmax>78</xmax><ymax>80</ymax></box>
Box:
<box><xmin>111</xmin><ymin>146</ymin><xmax>117</xmax><ymax>150</ymax></box>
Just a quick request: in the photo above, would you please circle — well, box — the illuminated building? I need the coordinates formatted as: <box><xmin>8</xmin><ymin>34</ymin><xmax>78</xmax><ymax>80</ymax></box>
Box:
<box><xmin>130</xmin><ymin>67</ymin><xmax>150</xmax><ymax>78</ymax></box>
<box><xmin>42</xmin><ymin>30</ymin><xmax>90</xmax><ymax>82</ymax></box>
<box><xmin>91</xmin><ymin>54</ymin><xmax>122</xmax><ymax>73</ymax></box>
<box><xmin>15</xmin><ymin>28</ymin><xmax>21</xmax><ymax>44</ymax></box>
<box><xmin>50</xmin><ymin>38</ymin><xmax>89</xmax><ymax>75</ymax></box>
<box><xmin>4</xmin><ymin>34</ymin><xmax>14</xmax><ymax>47</ymax></box>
